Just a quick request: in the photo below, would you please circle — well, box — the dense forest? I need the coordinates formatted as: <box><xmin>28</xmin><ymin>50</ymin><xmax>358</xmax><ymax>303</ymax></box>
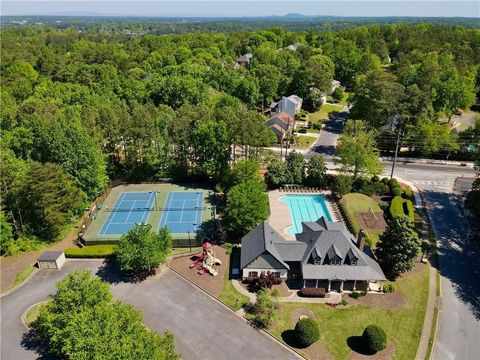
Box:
<box><xmin>1</xmin><ymin>23</ymin><xmax>479</xmax><ymax>254</ymax></box>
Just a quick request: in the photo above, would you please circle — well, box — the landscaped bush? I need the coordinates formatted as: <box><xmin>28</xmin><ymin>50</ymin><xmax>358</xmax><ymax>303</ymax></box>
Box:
<box><xmin>391</xmin><ymin>186</ymin><xmax>402</xmax><ymax>197</ymax></box>
<box><xmin>381</xmin><ymin>177</ymin><xmax>389</xmax><ymax>184</ymax></box>
<box><xmin>362</xmin><ymin>324</ymin><xmax>387</xmax><ymax>353</ymax></box>
<box><xmin>312</xmin><ymin>122</ymin><xmax>322</xmax><ymax>130</ymax></box>
<box><xmin>383</xmin><ymin>283</ymin><xmax>396</xmax><ymax>293</ymax></box>
<box><xmin>246</xmin><ymin>289</ymin><xmax>277</xmax><ymax>328</ymax></box>
<box><xmin>349</xmin><ymin>290</ymin><xmax>367</xmax><ymax>299</ymax></box>
<box><xmin>64</xmin><ymin>245</ymin><xmax>117</xmax><ymax>258</ymax></box>
<box><xmin>389</xmin><ymin>196</ymin><xmax>404</xmax><ymax>218</ymax></box>
<box><xmin>256</xmin><ymin>271</ymin><xmax>282</xmax><ymax>288</ymax></box>
<box><xmin>299</xmin><ymin>287</ymin><xmax>326</xmax><ymax>298</ymax></box>
<box><xmin>403</xmin><ymin>188</ymin><xmax>414</xmax><ymax>199</ymax></box>
<box><xmin>243</xmin><ymin>276</ymin><xmax>256</xmax><ymax>284</ymax></box>
<box><xmin>386</xmin><ymin>178</ymin><xmax>398</xmax><ymax>189</ymax></box>
<box><xmin>405</xmin><ymin>199</ymin><xmax>415</xmax><ymax>221</ymax></box>
<box><xmin>294</xmin><ymin>318</ymin><xmax>320</xmax><ymax>347</ymax></box>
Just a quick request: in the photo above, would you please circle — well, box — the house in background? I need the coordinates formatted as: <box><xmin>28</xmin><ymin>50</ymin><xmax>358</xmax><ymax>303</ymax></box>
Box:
<box><xmin>240</xmin><ymin>217</ymin><xmax>386</xmax><ymax>292</ymax></box>
<box><xmin>270</xmin><ymin>95</ymin><xmax>303</xmax><ymax>119</ymax></box>
<box><xmin>234</xmin><ymin>53</ymin><xmax>253</xmax><ymax>68</ymax></box>
<box><xmin>266</xmin><ymin>111</ymin><xmax>295</xmax><ymax>142</ymax></box>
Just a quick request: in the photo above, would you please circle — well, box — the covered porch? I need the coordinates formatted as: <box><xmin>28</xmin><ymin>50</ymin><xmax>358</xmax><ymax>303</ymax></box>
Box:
<box><xmin>301</xmin><ymin>278</ymin><xmax>383</xmax><ymax>293</ymax></box>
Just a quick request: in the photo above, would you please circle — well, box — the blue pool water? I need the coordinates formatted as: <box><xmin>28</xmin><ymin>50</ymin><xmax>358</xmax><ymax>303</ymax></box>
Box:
<box><xmin>279</xmin><ymin>194</ymin><xmax>332</xmax><ymax>235</ymax></box>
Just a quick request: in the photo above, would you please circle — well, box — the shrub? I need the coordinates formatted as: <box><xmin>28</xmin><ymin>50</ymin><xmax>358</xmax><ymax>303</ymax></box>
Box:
<box><xmin>295</xmin><ymin>318</ymin><xmax>320</xmax><ymax>347</ymax></box>
<box><xmin>350</xmin><ymin>290</ymin><xmax>367</xmax><ymax>299</ymax></box>
<box><xmin>340</xmin><ymin>299</ymin><xmax>349</xmax><ymax>306</ymax></box>
<box><xmin>381</xmin><ymin>177</ymin><xmax>389</xmax><ymax>184</ymax></box>
<box><xmin>391</xmin><ymin>186</ymin><xmax>402</xmax><ymax>197</ymax></box>
<box><xmin>405</xmin><ymin>199</ymin><xmax>415</xmax><ymax>221</ymax></box>
<box><xmin>403</xmin><ymin>188</ymin><xmax>413</xmax><ymax>199</ymax></box>
<box><xmin>243</xmin><ymin>276</ymin><xmax>256</xmax><ymax>284</ymax></box>
<box><xmin>389</xmin><ymin>196</ymin><xmax>404</xmax><ymax>218</ymax></box>
<box><xmin>383</xmin><ymin>283</ymin><xmax>396</xmax><ymax>293</ymax></box>
<box><xmin>362</xmin><ymin>325</ymin><xmax>387</xmax><ymax>353</ymax></box>
<box><xmin>65</xmin><ymin>245</ymin><xmax>117</xmax><ymax>258</ymax></box>
<box><xmin>256</xmin><ymin>271</ymin><xmax>282</xmax><ymax>289</ymax></box>
<box><xmin>247</xmin><ymin>289</ymin><xmax>277</xmax><ymax>328</ymax></box>
<box><xmin>312</xmin><ymin>122</ymin><xmax>322</xmax><ymax>130</ymax></box>
<box><xmin>371</xmin><ymin>175</ymin><xmax>380</xmax><ymax>183</ymax></box>
<box><xmin>298</xmin><ymin>128</ymin><xmax>307</xmax><ymax>134</ymax></box>
<box><xmin>386</xmin><ymin>178</ymin><xmax>398</xmax><ymax>189</ymax></box>
<box><xmin>332</xmin><ymin>175</ymin><xmax>353</xmax><ymax>196</ymax></box>
<box><xmin>299</xmin><ymin>287</ymin><xmax>326</xmax><ymax>298</ymax></box>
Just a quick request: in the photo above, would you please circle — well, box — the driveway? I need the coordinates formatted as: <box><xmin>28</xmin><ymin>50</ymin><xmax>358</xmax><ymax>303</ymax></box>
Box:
<box><xmin>1</xmin><ymin>260</ymin><xmax>298</xmax><ymax>360</ymax></box>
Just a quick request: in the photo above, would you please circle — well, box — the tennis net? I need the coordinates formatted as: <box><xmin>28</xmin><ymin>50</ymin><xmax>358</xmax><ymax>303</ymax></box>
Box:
<box><xmin>105</xmin><ymin>206</ymin><xmax>207</xmax><ymax>212</ymax></box>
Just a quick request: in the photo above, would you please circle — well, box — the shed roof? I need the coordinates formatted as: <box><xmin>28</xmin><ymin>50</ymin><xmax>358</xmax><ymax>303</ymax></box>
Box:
<box><xmin>38</xmin><ymin>251</ymin><xmax>64</xmax><ymax>262</ymax></box>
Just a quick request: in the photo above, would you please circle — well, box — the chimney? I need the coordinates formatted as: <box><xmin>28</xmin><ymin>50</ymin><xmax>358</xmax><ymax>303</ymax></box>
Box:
<box><xmin>357</xmin><ymin>230</ymin><xmax>366</xmax><ymax>251</ymax></box>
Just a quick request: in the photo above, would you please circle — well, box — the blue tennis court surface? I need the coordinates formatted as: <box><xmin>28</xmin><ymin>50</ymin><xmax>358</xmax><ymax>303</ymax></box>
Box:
<box><xmin>100</xmin><ymin>192</ymin><xmax>155</xmax><ymax>235</ymax></box>
<box><xmin>159</xmin><ymin>192</ymin><xmax>204</xmax><ymax>234</ymax></box>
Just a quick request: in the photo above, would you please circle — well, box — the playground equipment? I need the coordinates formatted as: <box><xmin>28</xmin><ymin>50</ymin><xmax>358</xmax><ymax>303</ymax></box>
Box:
<box><xmin>189</xmin><ymin>241</ymin><xmax>221</xmax><ymax>276</ymax></box>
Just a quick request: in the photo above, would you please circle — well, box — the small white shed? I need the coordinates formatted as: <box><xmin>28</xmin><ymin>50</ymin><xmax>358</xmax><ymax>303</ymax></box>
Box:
<box><xmin>37</xmin><ymin>251</ymin><xmax>66</xmax><ymax>270</ymax></box>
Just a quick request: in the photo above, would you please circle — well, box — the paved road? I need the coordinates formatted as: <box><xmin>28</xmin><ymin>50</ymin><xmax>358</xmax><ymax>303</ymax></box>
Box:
<box><xmin>1</xmin><ymin>260</ymin><xmax>298</xmax><ymax>360</ymax></box>
<box><xmin>382</xmin><ymin>163</ymin><xmax>480</xmax><ymax>360</ymax></box>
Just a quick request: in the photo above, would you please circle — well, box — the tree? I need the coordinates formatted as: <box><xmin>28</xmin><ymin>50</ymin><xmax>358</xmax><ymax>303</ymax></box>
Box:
<box><xmin>304</xmin><ymin>55</ymin><xmax>335</xmax><ymax>93</ymax></box>
<box><xmin>286</xmin><ymin>151</ymin><xmax>305</xmax><ymax>184</ymax></box>
<box><xmin>331</xmin><ymin>86</ymin><xmax>344</xmax><ymax>103</ymax></box>
<box><xmin>36</xmin><ymin>270</ymin><xmax>178</xmax><ymax>360</ymax></box>
<box><xmin>376</xmin><ymin>216</ymin><xmax>420</xmax><ymax>279</ymax></box>
<box><xmin>223</xmin><ymin>180</ymin><xmax>269</xmax><ymax>238</ymax></box>
<box><xmin>265</xmin><ymin>158</ymin><xmax>289</xmax><ymax>189</ymax></box>
<box><xmin>362</xmin><ymin>325</ymin><xmax>387</xmax><ymax>354</ymax></box>
<box><xmin>332</xmin><ymin>174</ymin><xmax>353</xmax><ymax>197</ymax></box>
<box><xmin>414</xmin><ymin>122</ymin><xmax>459</xmax><ymax>157</ymax></box>
<box><xmin>0</xmin><ymin>208</ymin><xmax>13</xmax><ymax>255</ymax></box>
<box><xmin>19</xmin><ymin>162</ymin><xmax>85</xmax><ymax>240</ymax></box>
<box><xmin>305</xmin><ymin>155</ymin><xmax>328</xmax><ymax>188</ymax></box>
<box><xmin>295</xmin><ymin>318</ymin><xmax>320</xmax><ymax>347</ymax></box>
<box><xmin>116</xmin><ymin>225</ymin><xmax>172</xmax><ymax>273</ymax></box>
<box><xmin>227</xmin><ymin>159</ymin><xmax>262</xmax><ymax>189</ymax></box>
<box><xmin>247</xmin><ymin>289</ymin><xmax>277</xmax><ymax>328</ymax></box>
<box><xmin>336</xmin><ymin>123</ymin><xmax>382</xmax><ymax>179</ymax></box>
<box><xmin>350</xmin><ymin>70</ymin><xmax>405</xmax><ymax>128</ymax></box>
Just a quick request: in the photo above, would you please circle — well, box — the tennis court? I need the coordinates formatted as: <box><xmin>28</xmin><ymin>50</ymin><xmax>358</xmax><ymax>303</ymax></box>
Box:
<box><xmin>100</xmin><ymin>192</ymin><xmax>155</xmax><ymax>235</ymax></box>
<box><xmin>159</xmin><ymin>191</ymin><xmax>204</xmax><ymax>234</ymax></box>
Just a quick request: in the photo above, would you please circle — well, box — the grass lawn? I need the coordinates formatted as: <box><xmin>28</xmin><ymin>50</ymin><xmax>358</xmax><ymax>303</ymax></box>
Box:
<box><xmin>219</xmin><ymin>247</ymin><xmax>249</xmax><ymax>311</ymax></box>
<box><xmin>339</xmin><ymin>193</ymin><xmax>384</xmax><ymax>247</ymax></box>
<box><xmin>295</xmin><ymin>135</ymin><xmax>316</xmax><ymax>149</ymax></box>
<box><xmin>14</xmin><ymin>264</ymin><xmax>36</xmax><ymax>288</ymax></box>
<box><xmin>24</xmin><ymin>301</ymin><xmax>49</xmax><ymax>326</ymax></box>
<box><xmin>308</xmin><ymin>103</ymin><xmax>343</xmax><ymax>123</ymax></box>
<box><xmin>270</xmin><ymin>264</ymin><xmax>429</xmax><ymax>360</ymax></box>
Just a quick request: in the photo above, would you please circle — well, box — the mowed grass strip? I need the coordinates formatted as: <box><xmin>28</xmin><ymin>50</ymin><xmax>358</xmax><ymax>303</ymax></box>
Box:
<box><xmin>339</xmin><ymin>193</ymin><xmax>384</xmax><ymax>247</ymax></box>
<box><xmin>270</xmin><ymin>265</ymin><xmax>429</xmax><ymax>360</ymax></box>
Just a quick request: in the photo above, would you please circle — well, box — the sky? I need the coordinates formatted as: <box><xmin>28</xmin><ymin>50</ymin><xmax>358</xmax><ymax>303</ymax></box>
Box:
<box><xmin>2</xmin><ymin>1</ymin><xmax>480</xmax><ymax>18</ymax></box>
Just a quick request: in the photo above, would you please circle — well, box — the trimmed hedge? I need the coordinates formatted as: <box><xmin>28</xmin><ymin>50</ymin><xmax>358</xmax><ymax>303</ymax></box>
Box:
<box><xmin>383</xmin><ymin>283</ymin><xmax>396</xmax><ymax>293</ymax></box>
<box><xmin>299</xmin><ymin>287</ymin><xmax>326</xmax><ymax>298</ymax></box>
<box><xmin>391</xmin><ymin>186</ymin><xmax>402</xmax><ymax>197</ymax></box>
<box><xmin>295</xmin><ymin>318</ymin><xmax>320</xmax><ymax>347</ymax></box>
<box><xmin>389</xmin><ymin>196</ymin><xmax>414</xmax><ymax>221</ymax></box>
<box><xmin>65</xmin><ymin>245</ymin><xmax>117</xmax><ymax>258</ymax></box>
<box><xmin>362</xmin><ymin>325</ymin><xmax>387</xmax><ymax>353</ymax></box>
<box><xmin>350</xmin><ymin>290</ymin><xmax>367</xmax><ymax>299</ymax></box>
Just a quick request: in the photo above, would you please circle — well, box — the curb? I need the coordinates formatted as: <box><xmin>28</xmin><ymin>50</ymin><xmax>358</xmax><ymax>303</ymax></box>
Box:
<box><xmin>397</xmin><ymin>177</ymin><xmax>441</xmax><ymax>360</ymax></box>
<box><xmin>168</xmin><ymin>267</ymin><xmax>304</xmax><ymax>359</ymax></box>
<box><xmin>0</xmin><ymin>267</ymin><xmax>39</xmax><ymax>298</ymax></box>
<box><xmin>21</xmin><ymin>300</ymin><xmax>50</xmax><ymax>330</ymax></box>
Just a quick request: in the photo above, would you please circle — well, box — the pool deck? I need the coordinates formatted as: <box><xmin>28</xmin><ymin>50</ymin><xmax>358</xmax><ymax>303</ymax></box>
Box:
<box><xmin>268</xmin><ymin>190</ymin><xmax>342</xmax><ymax>241</ymax></box>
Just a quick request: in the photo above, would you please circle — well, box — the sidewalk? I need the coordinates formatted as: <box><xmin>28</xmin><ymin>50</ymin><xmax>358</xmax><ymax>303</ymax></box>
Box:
<box><xmin>397</xmin><ymin>177</ymin><xmax>439</xmax><ymax>360</ymax></box>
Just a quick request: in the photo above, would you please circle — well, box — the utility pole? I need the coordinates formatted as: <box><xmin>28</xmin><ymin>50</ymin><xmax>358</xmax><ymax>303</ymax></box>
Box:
<box><xmin>390</xmin><ymin>128</ymin><xmax>402</xmax><ymax>179</ymax></box>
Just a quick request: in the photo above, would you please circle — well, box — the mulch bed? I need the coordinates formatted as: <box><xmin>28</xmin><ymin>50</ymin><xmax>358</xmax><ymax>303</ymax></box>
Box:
<box><xmin>168</xmin><ymin>245</ymin><xmax>228</xmax><ymax>297</ymax></box>
<box><xmin>290</xmin><ymin>308</ymin><xmax>316</xmax><ymax>324</ymax></box>
<box><xmin>239</xmin><ymin>278</ymin><xmax>292</xmax><ymax>297</ymax></box>
<box><xmin>343</xmin><ymin>292</ymin><xmax>406</xmax><ymax>309</ymax></box>
<box><xmin>347</xmin><ymin>341</ymin><xmax>395</xmax><ymax>360</ymax></box>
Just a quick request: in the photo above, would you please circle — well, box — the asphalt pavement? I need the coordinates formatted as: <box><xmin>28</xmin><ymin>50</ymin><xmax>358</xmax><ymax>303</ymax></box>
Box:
<box><xmin>1</xmin><ymin>260</ymin><xmax>298</xmax><ymax>360</ymax></box>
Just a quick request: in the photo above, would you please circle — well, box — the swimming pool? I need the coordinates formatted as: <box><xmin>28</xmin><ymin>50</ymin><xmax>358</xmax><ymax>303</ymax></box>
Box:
<box><xmin>279</xmin><ymin>194</ymin><xmax>332</xmax><ymax>235</ymax></box>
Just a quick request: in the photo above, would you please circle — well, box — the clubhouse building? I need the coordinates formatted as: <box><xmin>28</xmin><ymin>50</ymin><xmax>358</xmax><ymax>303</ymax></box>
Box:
<box><xmin>240</xmin><ymin>217</ymin><xmax>386</xmax><ymax>292</ymax></box>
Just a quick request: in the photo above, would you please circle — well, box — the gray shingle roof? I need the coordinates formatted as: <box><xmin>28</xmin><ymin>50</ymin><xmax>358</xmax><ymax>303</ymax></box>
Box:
<box><xmin>241</xmin><ymin>217</ymin><xmax>386</xmax><ymax>281</ymax></box>
<box><xmin>38</xmin><ymin>251</ymin><xmax>64</xmax><ymax>262</ymax></box>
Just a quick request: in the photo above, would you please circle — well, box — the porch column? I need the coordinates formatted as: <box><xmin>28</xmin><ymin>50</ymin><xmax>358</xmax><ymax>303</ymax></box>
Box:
<box><xmin>315</xmin><ymin>279</ymin><xmax>319</xmax><ymax>288</ymax></box>
<box><xmin>327</xmin><ymin>280</ymin><xmax>331</xmax><ymax>292</ymax></box>
<box><xmin>340</xmin><ymin>281</ymin><xmax>344</xmax><ymax>292</ymax></box>
<box><xmin>380</xmin><ymin>282</ymin><xmax>384</xmax><ymax>292</ymax></box>
<box><xmin>303</xmin><ymin>279</ymin><xmax>306</xmax><ymax>288</ymax></box>
<box><xmin>353</xmin><ymin>280</ymin><xmax>356</xmax><ymax>291</ymax></box>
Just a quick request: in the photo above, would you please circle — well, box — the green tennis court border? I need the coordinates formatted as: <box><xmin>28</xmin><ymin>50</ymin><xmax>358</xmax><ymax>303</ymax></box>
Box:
<box><xmin>82</xmin><ymin>183</ymin><xmax>215</xmax><ymax>247</ymax></box>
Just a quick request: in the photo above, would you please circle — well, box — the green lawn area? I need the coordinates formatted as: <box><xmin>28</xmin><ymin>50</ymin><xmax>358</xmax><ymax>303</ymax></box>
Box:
<box><xmin>295</xmin><ymin>135</ymin><xmax>316</xmax><ymax>149</ymax></box>
<box><xmin>24</xmin><ymin>301</ymin><xmax>49</xmax><ymax>326</ymax></box>
<box><xmin>308</xmin><ymin>103</ymin><xmax>343</xmax><ymax>124</ymax></box>
<box><xmin>270</xmin><ymin>264</ymin><xmax>429</xmax><ymax>360</ymax></box>
<box><xmin>339</xmin><ymin>193</ymin><xmax>384</xmax><ymax>247</ymax></box>
<box><xmin>219</xmin><ymin>247</ymin><xmax>250</xmax><ymax>311</ymax></box>
<box><xmin>14</xmin><ymin>264</ymin><xmax>36</xmax><ymax>288</ymax></box>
